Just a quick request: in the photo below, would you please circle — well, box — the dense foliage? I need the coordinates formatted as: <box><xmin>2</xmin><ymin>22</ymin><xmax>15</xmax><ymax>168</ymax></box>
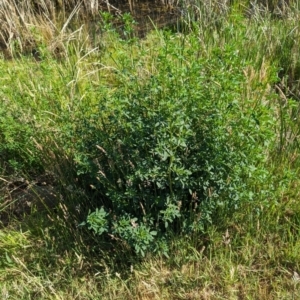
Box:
<box><xmin>68</xmin><ymin>32</ymin><xmax>277</xmax><ymax>254</ymax></box>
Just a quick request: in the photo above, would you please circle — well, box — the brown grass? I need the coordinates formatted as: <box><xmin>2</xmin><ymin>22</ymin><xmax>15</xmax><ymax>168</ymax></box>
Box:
<box><xmin>1</xmin><ymin>0</ymin><xmax>292</xmax><ymax>58</ymax></box>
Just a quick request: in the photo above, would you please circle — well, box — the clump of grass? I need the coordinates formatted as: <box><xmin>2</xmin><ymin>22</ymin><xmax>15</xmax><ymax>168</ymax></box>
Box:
<box><xmin>0</xmin><ymin>0</ymin><xmax>99</xmax><ymax>59</ymax></box>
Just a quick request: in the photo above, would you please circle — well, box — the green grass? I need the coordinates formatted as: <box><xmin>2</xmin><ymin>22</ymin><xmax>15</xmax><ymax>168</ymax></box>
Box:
<box><xmin>1</xmin><ymin>1</ymin><xmax>300</xmax><ymax>299</ymax></box>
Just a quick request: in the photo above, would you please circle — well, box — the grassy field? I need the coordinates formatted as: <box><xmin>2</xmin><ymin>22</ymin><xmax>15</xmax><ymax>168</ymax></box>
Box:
<box><xmin>1</xmin><ymin>1</ymin><xmax>300</xmax><ymax>299</ymax></box>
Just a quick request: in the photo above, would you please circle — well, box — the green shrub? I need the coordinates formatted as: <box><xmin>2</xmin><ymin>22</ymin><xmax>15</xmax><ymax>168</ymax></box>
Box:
<box><xmin>68</xmin><ymin>31</ymin><xmax>276</xmax><ymax>255</ymax></box>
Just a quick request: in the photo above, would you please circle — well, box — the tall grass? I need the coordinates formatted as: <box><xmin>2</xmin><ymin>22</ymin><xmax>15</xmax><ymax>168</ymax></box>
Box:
<box><xmin>1</xmin><ymin>0</ymin><xmax>297</xmax><ymax>58</ymax></box>
<box><xmin>1</xmin><ymin>0</ymin><xmax>300</xmax><ymax>298</ymax></box>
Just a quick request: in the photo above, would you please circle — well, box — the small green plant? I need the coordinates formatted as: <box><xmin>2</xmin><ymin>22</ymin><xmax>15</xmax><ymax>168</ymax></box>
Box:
<box><xmin>121</xmin><ymin>13</ymin><xmax>137</xmax><ymax>42</ymax></box>
<box><xmin>99</xmin><ymin>11</ymin><xmax>115</xmax><ymax>33</ymax></box>
<box><xmin>86</xmin><ymin>207</ymin><xmax>108</xmax><ymax>235</ymax></box>
<box><xmin>99</xmin><ymin>11</ymin><xmax>137</xmax><ymax>44</ymax></box>
<box><xmin>112</xmin><ymin>216</ymin><xmax>157</xmax><ymax>256</ymax></box>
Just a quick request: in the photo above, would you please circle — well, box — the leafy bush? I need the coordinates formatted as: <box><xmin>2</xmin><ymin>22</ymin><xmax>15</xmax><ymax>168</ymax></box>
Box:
<box><xmin>70</xmin><ymin>31</ymin><xmax>276</xmax><ymax>255</ymax></box>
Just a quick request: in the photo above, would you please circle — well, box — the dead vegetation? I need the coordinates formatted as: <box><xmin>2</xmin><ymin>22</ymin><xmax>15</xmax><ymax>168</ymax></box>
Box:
<box><xmin>0</xmin><ymin>0</ymin><xmax>291</xmax><ymax>58</ymax></box>
<box><xmin>0</xmin><ymin>0</ymin><xmax>180</xmax><ymax>58</ymax></box>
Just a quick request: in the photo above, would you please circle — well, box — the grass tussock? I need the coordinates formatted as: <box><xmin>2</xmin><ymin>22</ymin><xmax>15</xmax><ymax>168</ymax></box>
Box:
<box><xmin>1</xmin><ymin>1</ymin><xmax>300</xmax><ymax>299</ymax></box>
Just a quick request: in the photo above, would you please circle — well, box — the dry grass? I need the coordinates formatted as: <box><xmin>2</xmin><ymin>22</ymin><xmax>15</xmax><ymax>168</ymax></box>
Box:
<box><xmin>0</xmin><ymin>0</ymin><xmax>155</xmax><ymax>57</ymax></box>
<box><xmin>1</xmin><ymin>204</ymin><xmax>300</xmax><ymax>300</ymax></box>
<box><xmin>0</xmin><ymin>0</ymin><xmax>70</xmax><ymax>58</ymax></box>
<box><xmin>1</xmin><ymin>0</ymin><xmax>293</xmax><ymax>58</ymax></box>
